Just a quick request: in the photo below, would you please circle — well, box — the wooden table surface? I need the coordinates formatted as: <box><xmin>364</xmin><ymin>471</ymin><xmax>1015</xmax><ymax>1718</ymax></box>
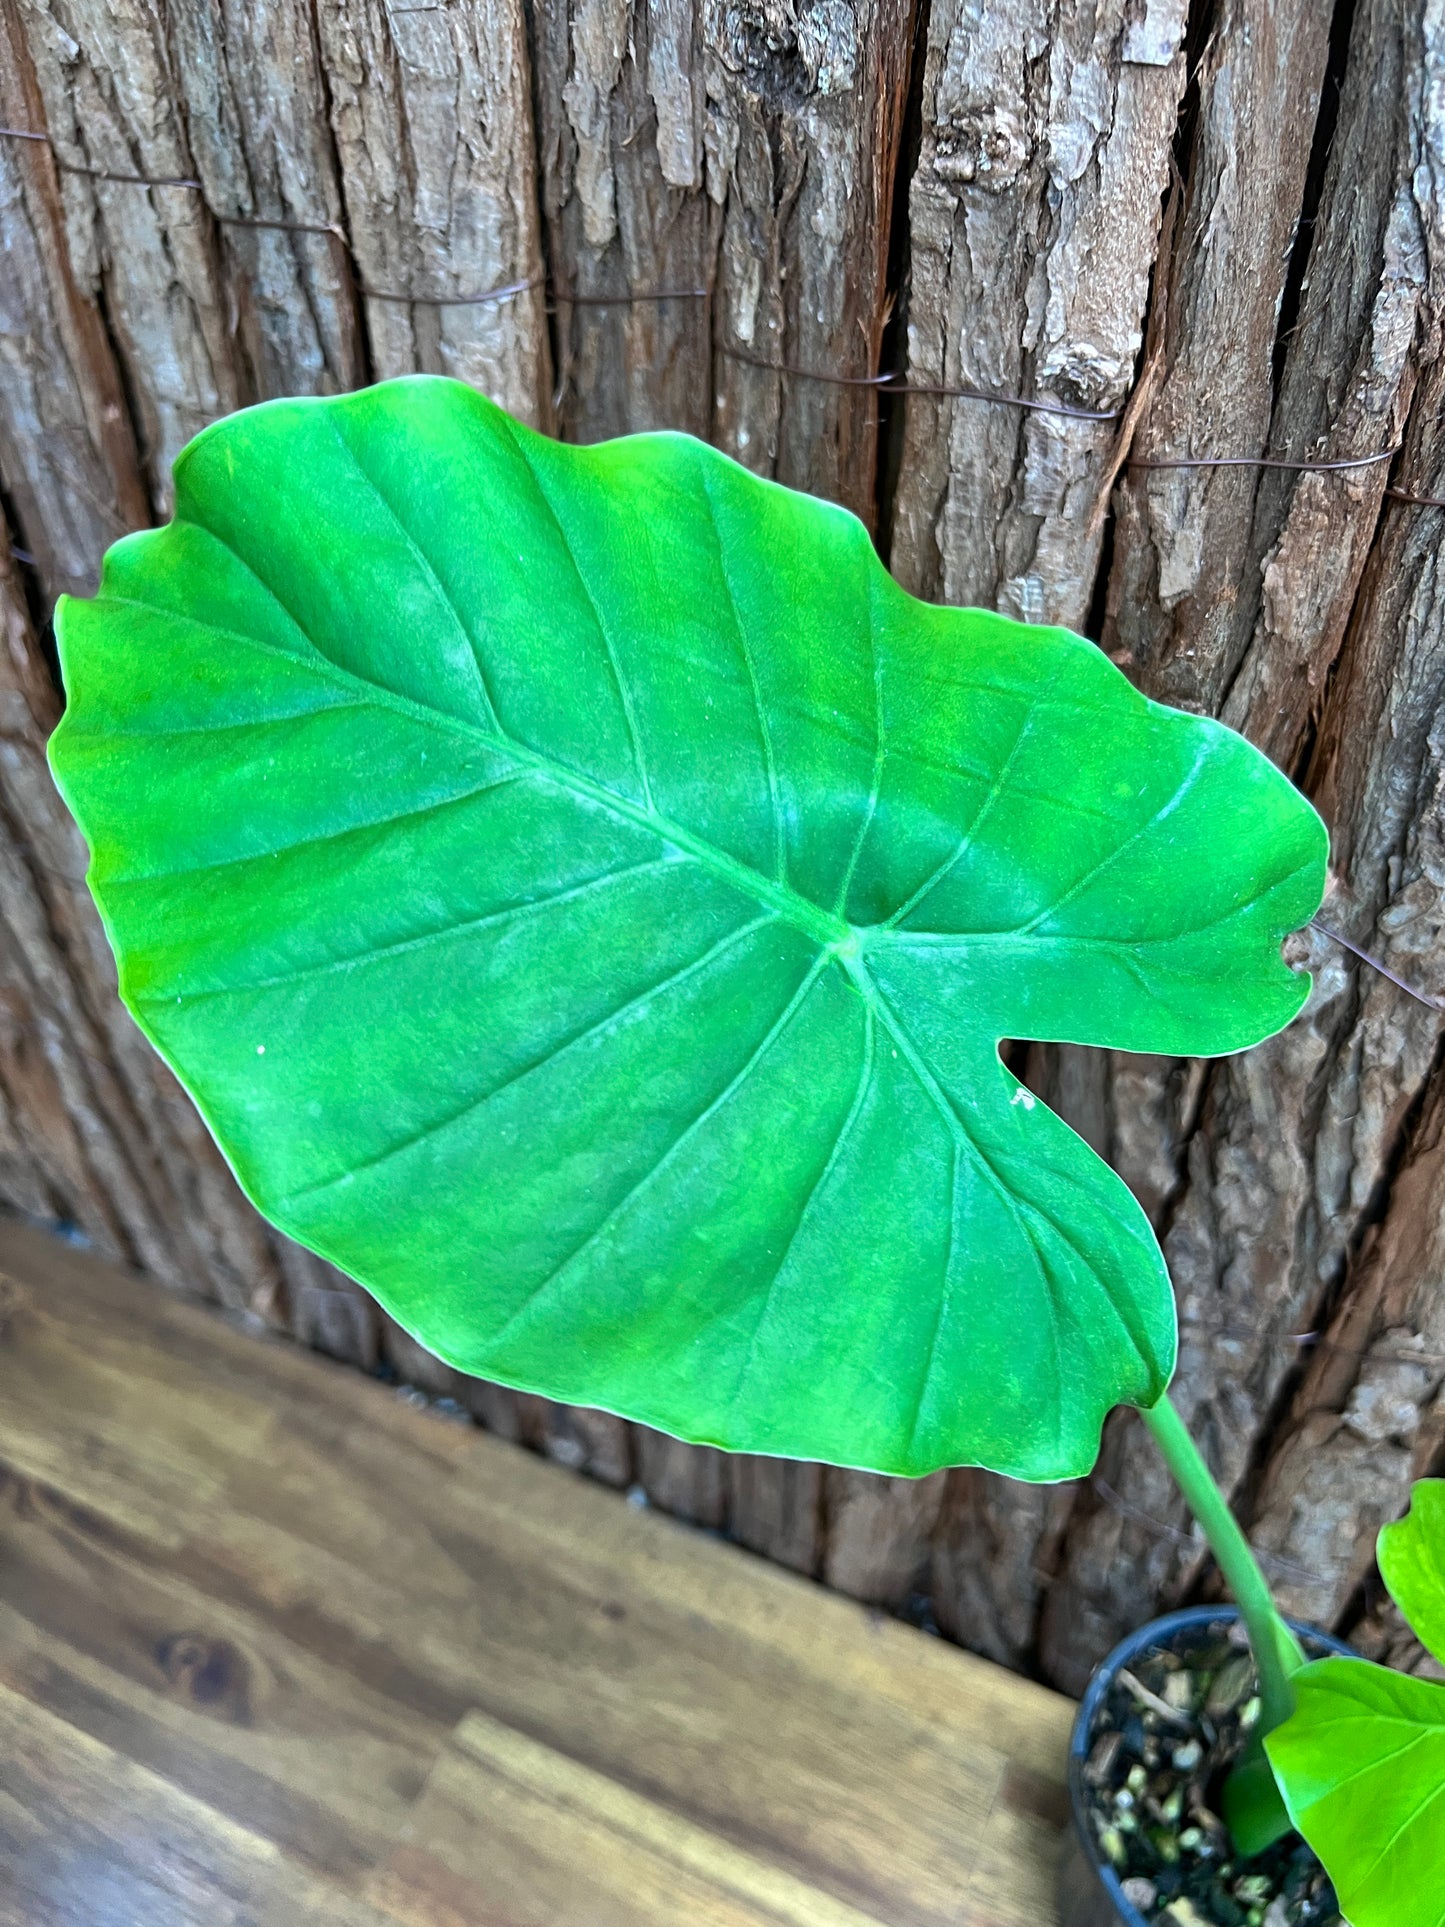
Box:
<box><xmin>0</xmin><ymin>1215</ymin><xmax>1075</xmax><ymax>1927</ymax></box>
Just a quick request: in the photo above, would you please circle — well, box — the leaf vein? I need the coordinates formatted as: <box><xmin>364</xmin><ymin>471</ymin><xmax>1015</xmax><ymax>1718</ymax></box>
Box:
<box><xmin>1009</xmin><ymin>746</ymin><xmax>1213</xmax><ymax>936</ymax></box>
<box><xmin>479</xmin><ymin>950</ymin><xmax>831</xmax><ymax>1356</ymax></box>
<box><xmin>724</xmin><ymin>1000</ymin><xmax>876</xmax><ymax>1420</ymax></box>
<box><xmin>697</xmin><ymin>451</ymin><xmax>786</xmax><ymax>885</ymax></box>
<box><xmin>833</xmin><ymin>564</ymin><xmax>886</xmax><ymax>919</ymax></box>
<box><xmin>276</xmin><ymin>912</ymin><xmax>778</xmax><ymax>1210</ymax></box>
<box><xmin>138</xmin><ymin>856</ymin><xmax>686</xmax><ymax>1005</ymax></box>
<box><xmin>108</xmin><ymin>769</ymin><xmax>531</xmax><ymax>886</ymax></box>
<box><xmin>321</xmin><ymin>414</ymin><xmax>503</xmax><ymax>730</ymax></box>
<box><xmin>883</xmin><ymin>656</ymin><xmax>1069</xmax><ymax>931</ymax></box>
<box><xmin>498</xmin><ymin>417</ymin><xmax>655</xmax><ymax>810</ymax></box>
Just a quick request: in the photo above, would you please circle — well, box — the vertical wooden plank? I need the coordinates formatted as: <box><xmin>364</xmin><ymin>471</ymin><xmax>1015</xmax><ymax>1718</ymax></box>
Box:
<box><xmin>284</xmin><ymin>1241</ymin><xmax>382</xmax><ymax>1372</ymax></box>
<box><xmin>1105</xmin><ymin>0</ymin><xmax>1337</xmax><ymax>709</ymax></box>
<box><xmin>11</xmin><ymin>0</ymin><xmax>549</xmax><ymax>517</ymax></box>
<box><xmin>531</xmin><ymin>0</ymin><xmax>918</xmax><ymax>1552</ymax></box>
<box><xmin>632</xmin><ymin>1428</ymin><xmax>731</xmax><ymax>1528</ymax></box>
<box><xmin>822</xmin><ymin>1470</ymin><xmax>946</xmax><ymax>1612</ymax></box>
<box><xmin>888</xmin><ymin>0</ymin><xmax>1185</xmax><ymax>622</ymax></box>
<box><xmin>729</xmin><ymin>1456</ymin><xmax>820</xmax><ymax>1575</ymax></box>
<box><xmin>928</xmin><ymin>1471</ymin><xmax>1077</xmax><ymax>1671</ymax></box>
<box><xmin>162</xmin><ymin>0</ymin><xmax>366</xmax><ymax>399</ymax></box>
<box><xmin>0</xmin><ymin>0</ymin><xmax>556</xmax><ymax>1356</ymax></box>
<box><xmin>707</xmin><ymin>0</ymin><xmax>917</xmax><ymax>521</ymax></box>
<box><xmin>0</xmin><ymin>3</ymin><xmax>148</xmax><ymax>602</ymax></box>
<box><xmin>530</xmin><ymin>0</ymin><xmax>716</xmax><ymax>439</ymax></box>
<box><xmin>533</xmin><ymin>1403</ymin><xmax>634</xmax><ymax>1487</ymax></box>
<box><xmin>534</xmin><ymin>0</ymin><xmax>916</xmax><ymax>508</ymax></box>
<box><xmin>318</xmin><ymin>0</ymin><xmax>553</xmax><ymax>425</ymax></box>
<box><xmin>0</xmin><ymin>554</ymin><xmax>118</xmax><ymax>1234</ymax></box>
<box><xmin>13</xmin><ymin>0</ymin><xmax>246</xmax><ymax>509</ymax></box>
<box><xmin>708</xmin><ymin>0</ymin><xmax>918</xmax><ymax>1562</ymax></box>
<box><xmin>1241</xmin><ymin>348</ymin><xmax>1445</xmax><ymax>1621</ymax></box>
<box><xmin>1249</xmin><ymin>1075</ymin><xmax>1445</xmax><ymax>1629</ymax></box>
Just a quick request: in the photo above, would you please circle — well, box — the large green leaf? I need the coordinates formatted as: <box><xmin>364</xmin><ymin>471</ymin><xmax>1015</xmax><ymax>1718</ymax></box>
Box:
<box><xmin>49</xmin><ymin>377</ymin><xmax>1326</xmax><ymax>1479</ymax></box>
<box><xmin>1265</xmin><ymin>1660</ymin><xmax>1445</xmax><ymax>1927</ymax></box>
<box><xmin>1380</xmin><ymin>1480</ymin><xmax>1445</xmax><ymax>1666</ymax></box>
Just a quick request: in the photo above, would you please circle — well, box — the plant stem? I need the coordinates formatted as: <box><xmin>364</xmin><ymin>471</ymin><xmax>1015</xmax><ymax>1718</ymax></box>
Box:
<box><xmin>1139</xmin><ymin>1392</ymin><xmax>1305</xmax><ymax>1735</ymax></box>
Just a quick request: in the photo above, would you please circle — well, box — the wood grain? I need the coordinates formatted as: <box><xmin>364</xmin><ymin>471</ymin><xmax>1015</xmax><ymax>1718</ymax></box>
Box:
<box><xmin>530</xmin><ymin>0</ymin><xmax>717</xmax><ymax>442</ymax></box>
<box><xmin>316</xmin><ymin>0</ymin><xmax>553</xmax><ymax>426</ymax></box>
<box><xmin>0</xmin><ymin>2</ymin><xmax>149</xmax><ymax>601</ymax></box>
<box><xmin>534</xmin><ymin>0</ymin><xmax>916</xmax><ymax>512</ymax></box>
<box><xmin>0</xmin><ymin>1214</ymin><xmax>1074</xmax><ymax>1927</ymax></box>
<box><xmin>13</xmin><ymin>0</ymin><xmax>245</xmax><ymax>511</ymax></box>
<box><xmin>1105</xmin><ymin>0</ymin><xmax>1332</xmax><ymax>709</ymax></box>
<box><xmin>889</xmin><ymin>0</ymin><xmax>1185</xmax><ymax>623</ymax></box>
<box><xmin>0</xmin><ymin>1683</ymin><xmax>402</xmax><ymax>1927</ymax></box>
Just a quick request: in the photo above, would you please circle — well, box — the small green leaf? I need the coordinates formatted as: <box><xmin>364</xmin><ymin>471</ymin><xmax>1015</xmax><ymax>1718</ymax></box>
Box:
<box><xmin>49</xmin><ymin>377</ymin><xmax>1326</xmax><ymax>1479</ymax></box>
<box><xmin>1380</xmin><ymin>1480</ymin><xmax>1445</xmax><ymax>1666</ymax></box>
<box><xmin>1265</xmin><ymin>1658</ymin><xmax>1445</xmax><ymax>1927</ymax></box>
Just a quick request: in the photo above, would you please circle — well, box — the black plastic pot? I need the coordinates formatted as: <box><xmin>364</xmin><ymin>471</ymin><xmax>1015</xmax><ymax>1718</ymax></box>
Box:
<box><xmin>1058</xmin><ymin>1605</ymin><xmax>1353</xmax><ymax>1927</ymax></box>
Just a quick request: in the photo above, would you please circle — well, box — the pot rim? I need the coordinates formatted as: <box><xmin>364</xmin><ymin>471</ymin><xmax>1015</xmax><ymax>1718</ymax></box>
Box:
<box><xmin>1066</xmin><ymin>1604</ymin><xmax>1355</xmax><ymax>1927</ymax></box>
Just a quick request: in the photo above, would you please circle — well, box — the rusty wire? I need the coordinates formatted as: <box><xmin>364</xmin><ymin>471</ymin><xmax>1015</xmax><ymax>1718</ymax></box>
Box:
<box><xmin>0</xmin><ymin>119</ymin><xmax>1430</xmax><ymax>470</ymax></box>
<box><xmin>1088</xmin><ymin>1474</ymin><xmax>1324</xmax><ymax>1584</ymax></box>
<box><xmin>5</xmin><ymin>121</ymin><xmax>1443</xmax><ymax>1015</ymax></box>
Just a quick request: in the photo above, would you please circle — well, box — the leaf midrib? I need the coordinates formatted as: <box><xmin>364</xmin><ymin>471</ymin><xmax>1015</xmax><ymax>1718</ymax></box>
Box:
<box><xmin>105</xmin><ymin>581</ymin><xmax>851</xmax><ymax>953</ymax></box>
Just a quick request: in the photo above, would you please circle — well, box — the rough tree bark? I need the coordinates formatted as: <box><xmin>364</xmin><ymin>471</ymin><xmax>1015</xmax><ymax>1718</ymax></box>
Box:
<box><xmin>1034</xmin><ymin>0</ymin><xmax>1445</xmax><ymax>1689</ymax></box>
<box><xmin>0</xmin><ymin>1</ymin><xmax>149</xmax><ymax>597</ymax></box>
<box><xmin>2</xmin><ymin>0</ymin><xmax>1444</xmax><ymax>1694</ymax></box>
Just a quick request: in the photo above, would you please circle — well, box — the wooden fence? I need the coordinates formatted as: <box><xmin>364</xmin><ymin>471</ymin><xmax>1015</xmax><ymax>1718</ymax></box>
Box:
<box><xmin>2</xmin><ymin>0</ymin><xmax>1444</xmax><ymax>1693</ymax></box>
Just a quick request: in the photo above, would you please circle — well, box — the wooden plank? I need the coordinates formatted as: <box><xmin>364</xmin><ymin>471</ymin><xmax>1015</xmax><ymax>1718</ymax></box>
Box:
<box><xmin>12</xmin><ymin>0</ymin><xmax>246</xmax><ymax>511</ymax></box>
<box><xmin>0</xmin><ymin>8</ymin><xmax>149</xmax><ymax>602</ymax></box>
<box><xmin>0</xmin><ymin>1215</ymin><xmax>1073</xmax><ymax>1926</ymax></box>
<box><xmin>367</xmin><ymin>1708</ymin><xmax>895</xmax><ymax>1927</ymax></box>
<box><xmin>1105</xmin><ymin>0</ymin><xmax>1334</xmax><ymax>713</ymax></box>
<box><xmin>376</xmin><ymin>1706</ymin><xmax>1069</xmax><ymax>1927</ymax></box>
<box><xmin>158</xmin><ymin>0</ymin><xmax>366</xmax><ymax>403</ymax></box>
<box><xmin>533</xmin><ymin>0</ymin><xmax>915</xmax><ymax>522</ymax></box>
<box><xmin>0</xmin><ymin>1681</ymin><xmax>404</xmax><ymax>1927</ymax></box>
<box><xmin>822</xmin><ymin>1468</ymin><xmax>946</xmax><ymax>1610</ymax></box>
<box><xmin>529</xmin><ymin>0</ymin><xmax>716</xmax><ymax>443</ymax></box>
<box><xmin>706</xmin><ymin>0</ymin><xmax>917</xmax><ymax>523</ymax></box>
<box><xmin>316</xmin><ymin>0</ymin><xmax>553</xmax><ymax>427</ymax></box>
<box><xmin>631</xmin><ymin>1425</ymin><xmax>730</xmax><ymax>1527</ymax></box>
<box><xmin>888</xmin><ymin>0</ymin><xmax>1184</xmax><ymax>622</ymax></box>
<box><xmin>0</xmin><ymin>547</ymin><xmax>295</xmax><ymax>1321</ymax></box>
<box><xmin>864</xmin><ymin>0</ymin><xmax>1189</xmax><ymax>1629</ymax></box>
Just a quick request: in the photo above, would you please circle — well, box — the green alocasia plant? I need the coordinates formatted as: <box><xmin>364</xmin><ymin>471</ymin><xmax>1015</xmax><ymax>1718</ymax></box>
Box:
<box><xmin>56</xmin><ymin>373</ymin><xmax>1425</xmax><ymax>1884</ymax></box>
<box><xmin>47</xmin><ymin>375</ymin><xmax>1323</xmax><ymax>1483</ymax></box>
<box><xmin>1265</xmin><ymin>1482</ymin><xmax>1445</xmax><ymax>1927</ymax></box>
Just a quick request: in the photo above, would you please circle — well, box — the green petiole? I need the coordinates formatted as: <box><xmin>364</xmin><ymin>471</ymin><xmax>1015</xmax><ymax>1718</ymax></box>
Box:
<box><xmin>1141</xmin><ymin>1393</ymin><xmax>1306</xmax><ymax>1852</ymax></box>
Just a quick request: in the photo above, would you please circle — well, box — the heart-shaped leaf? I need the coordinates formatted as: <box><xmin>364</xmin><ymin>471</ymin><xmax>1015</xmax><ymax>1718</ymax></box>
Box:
<box><xmin>1265</xmin><ymin>1660</ymin><xmax>1445</xmax><ymax>1927</ymax></box>
<box><xmin>1380</xmin><ymin>1479</ymin><xmax>1445</xmax><ymax>1666</ymax></box>
<box><xmin>1266</xmin><ymin>1484</ymin><xmax>1445</xmax><ymax>1925</ymax></box>
<box><xmin>49</xmin><ymin>377</ymin><xmax>1326</xmax><ymax>1479</ymax></box>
